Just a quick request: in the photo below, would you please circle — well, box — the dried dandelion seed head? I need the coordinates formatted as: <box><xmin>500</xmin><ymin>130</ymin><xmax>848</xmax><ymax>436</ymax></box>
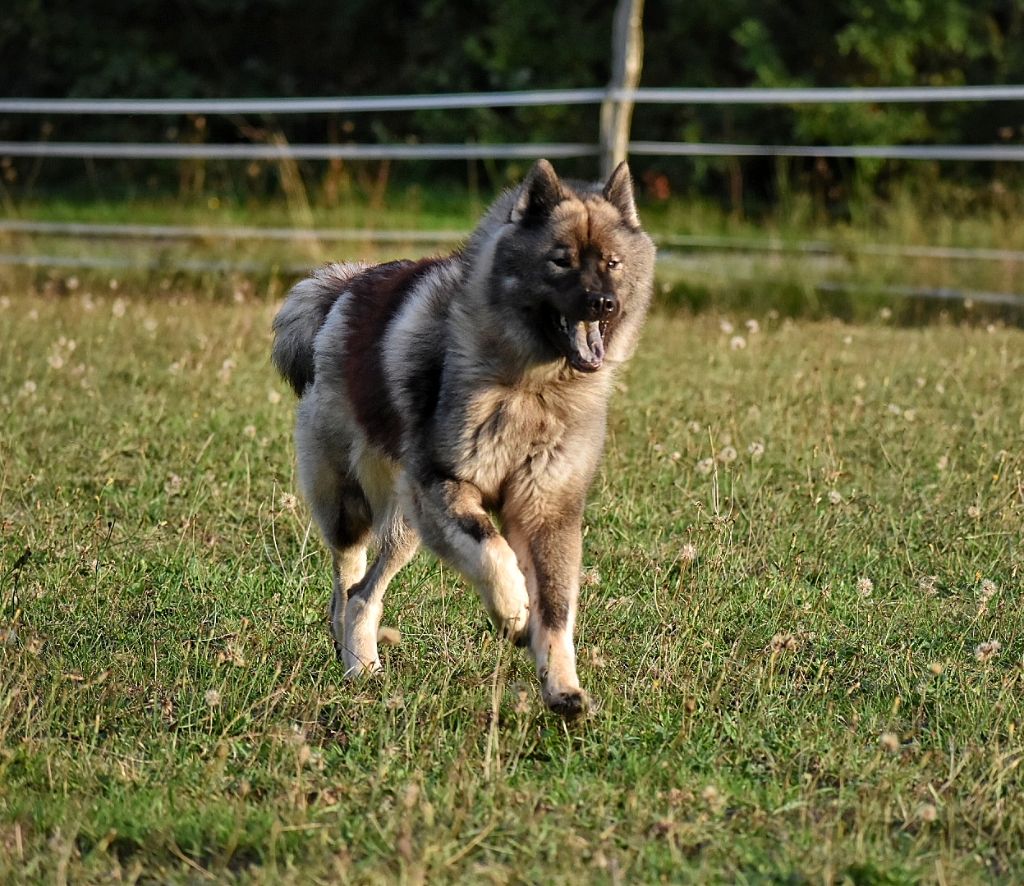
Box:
<box><xmin>279</xmin><ymin>492</ymin><xmax>298</xmax><ymax>511</ymax></box>
<box><xmin>770</xmin><ymin>633</ymin><xmax>799</xmax><ymax>653</ymax></box>
<box><xmin>856</xmin><ymin>577</ymin><xmax>874</xmax><ymax>597</ymax></box>
<box><xmin>696</xmin><ymin>458</ymin><xmax>714</xmax><ymax>476</ymax></box>
<box><xmin>204</xmin><ymin>689</ymin><xmax>222</xmax><ymax>708</ymax></box>
<box><xmin>701</xmin><ymin>785</ymin><xmax>724</xmax><ymax>811</ymax></box>
<box><xmin>719</xmin><ymin>319</ymin><xmax>735</xmax><ymax>335</ymax></box>
<box><xmin>974</xmin><ymin>640</ymin><xmax>1001</xmax><ymax>662</ymax></box>
<box><xmin>879</xmin><ymin>732</ymin><xmax>900</xmax><ymax>753</ymax></box>
<box><xmin>828</xmin><ymin>490</ymin><xmax>843</xmax><ymax>505</ymax></box>
<box><xmin>979</xmin><ymin>579</ymin><xmax>998</xmax><ymax>603</ymax></box>
<box><xmin>729</xmin><ymin>335</ymin><xmax>747</xmax><ymax>351</ymax></box>
<box><xmin>967</xmin><ymin>505</ymin><xmax>981</xmax><ymax>520</ymax></box>
<box><xmin>748</xmin><ymin>441</ymin><xmax>765</xmax><ymax>459</ymax></box>
<box><xmin>918</xmin><ymin>803</ymin><xmax>938</xmax><ymax>823</ymax></box>
<box><xmin>581</xmin><ymin>566</ymin><xmax>601</xmax><ymax>588</ymax></box>
<box><xmin>680</xmin><ymin>543</ymin><xmax>698</xmax><ymax>563</ymax></box>
<box><xmin>718</xmin><ymin>446</ymin><xmax>738</xmax><ymax>464</ymax></box>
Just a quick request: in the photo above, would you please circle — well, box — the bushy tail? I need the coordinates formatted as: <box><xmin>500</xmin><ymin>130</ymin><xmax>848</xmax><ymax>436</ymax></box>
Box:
<box><xmin>271</xmin><ymin>262</ymin><xmax>366</xmax><ymax>395</ymax></box>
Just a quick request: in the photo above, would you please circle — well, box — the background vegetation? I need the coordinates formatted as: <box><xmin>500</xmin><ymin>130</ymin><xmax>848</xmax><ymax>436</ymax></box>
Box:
<box><xmin>4</xmin><ymin>0</ymin><xmax>1024</xmax><ymax>214</ymax></box>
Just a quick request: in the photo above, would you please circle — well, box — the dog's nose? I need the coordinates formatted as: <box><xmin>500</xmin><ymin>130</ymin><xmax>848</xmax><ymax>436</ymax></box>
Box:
<box><xmin>585</xmin><ymin>292</ymin><xmax>618</xmax><ymax>321</ymax></box>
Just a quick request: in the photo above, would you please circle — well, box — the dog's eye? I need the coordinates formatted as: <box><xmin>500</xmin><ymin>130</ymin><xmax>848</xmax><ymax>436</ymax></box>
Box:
<box><xmin>549</xmin><ymin>253</ymin><xmax>574</xmax><ymax>269</ymax></box>
<box><xmin>607</xmin><ymin>257</ymin><xmax>623</xmax><ymax>270</ymax></box>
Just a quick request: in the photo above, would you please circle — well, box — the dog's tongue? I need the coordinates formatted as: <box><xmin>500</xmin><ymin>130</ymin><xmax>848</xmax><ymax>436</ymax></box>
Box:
<box><xmin>568</xmin><ymin>319</ymin><xmax>604</xmax><ymax>371</ymax></box>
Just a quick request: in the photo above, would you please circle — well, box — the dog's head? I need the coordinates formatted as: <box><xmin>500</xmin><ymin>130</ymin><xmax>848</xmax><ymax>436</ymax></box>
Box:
<box><xmin>483</xmin><ymin>159</ymin><xmax>656</xmax><ymax>374</ymax></box>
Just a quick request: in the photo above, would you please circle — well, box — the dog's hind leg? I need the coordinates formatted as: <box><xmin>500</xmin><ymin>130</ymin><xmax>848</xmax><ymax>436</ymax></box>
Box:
<box><xmin>341</xmin><ymin>512</ymin><xmax>419</xmax><ymax>677</ymax></box>
<box><xmin>331</xmin><ymin>544</ymin><xmax>367</xmax><ymax>657</ymax></box>
<box><xmin>318</xmin><ymin>479</ymin><xmax>371</xmax><ymax>658</ymax></box>
<box><xmin>294</xmin><ymin>417</ymin><xmax>373</xmax><ymax>658</ymax></box>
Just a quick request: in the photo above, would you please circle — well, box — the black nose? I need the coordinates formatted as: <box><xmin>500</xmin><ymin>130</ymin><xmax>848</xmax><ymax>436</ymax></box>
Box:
<box><xmin>585</xmin><ymin>292</ymin><xmax>618</xmax><ymax>321</ymax></box>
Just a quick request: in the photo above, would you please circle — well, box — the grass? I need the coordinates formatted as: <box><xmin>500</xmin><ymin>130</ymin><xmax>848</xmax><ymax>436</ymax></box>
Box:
<box><xmin>1</xmin><ymin>284</ymin><xmax>1023</xmax><ymax>883</ymax></box>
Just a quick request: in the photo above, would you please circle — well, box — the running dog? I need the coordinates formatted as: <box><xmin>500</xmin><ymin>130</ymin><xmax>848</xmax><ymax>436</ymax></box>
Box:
<box><xmin>272</xmin><ymin>159</ymin><xmax>655</xmax><ymax>717</ymax></box>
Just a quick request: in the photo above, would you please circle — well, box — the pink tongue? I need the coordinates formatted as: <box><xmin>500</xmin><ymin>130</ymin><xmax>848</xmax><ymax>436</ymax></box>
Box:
<box><xmin>569</xmin><ymin>320</ymin><xmax>604</xmax><ymax>366</ymax></box>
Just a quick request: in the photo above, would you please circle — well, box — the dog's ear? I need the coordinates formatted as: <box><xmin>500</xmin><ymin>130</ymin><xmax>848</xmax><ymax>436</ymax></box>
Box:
<box><xmin>603</xmin><ymin>161</ymin><xmax>640</xmax><ymax>229</ymax></box>
<box><xmin>511</xmin><ymin>159</ymin><xmax>563</xmax><ymax>225</ymax></box>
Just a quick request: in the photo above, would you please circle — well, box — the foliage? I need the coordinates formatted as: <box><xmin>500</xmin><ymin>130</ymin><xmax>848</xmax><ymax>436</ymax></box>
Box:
<box><xmin>3</xmin><ymin>1</ymin><xmax>1024</xmax><ymax>206</ymax></box>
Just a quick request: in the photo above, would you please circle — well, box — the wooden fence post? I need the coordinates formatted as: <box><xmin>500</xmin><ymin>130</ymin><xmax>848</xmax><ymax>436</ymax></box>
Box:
<box><xmin>600</xmin><ymin>0</ymin><xmax>644</xmax><ymax>179</ymax></box>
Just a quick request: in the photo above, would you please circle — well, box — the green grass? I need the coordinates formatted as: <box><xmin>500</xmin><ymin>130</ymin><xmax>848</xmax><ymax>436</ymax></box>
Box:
<box><xmin>1</xmin><ymin>288</ymin><xmax>1023</xmax><ymax>882</ymax></box>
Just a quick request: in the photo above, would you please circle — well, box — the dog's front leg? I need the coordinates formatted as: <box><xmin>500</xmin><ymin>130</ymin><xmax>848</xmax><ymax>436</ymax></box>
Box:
<box><xmin>404</xmin><ymin>475</ymin><xmax>530</xmax><ymax>642</ymax></box>
<box><xmin>506</xmin><ymin>515</ymin><xmax>587</xmax><ymax>719</ymax></box>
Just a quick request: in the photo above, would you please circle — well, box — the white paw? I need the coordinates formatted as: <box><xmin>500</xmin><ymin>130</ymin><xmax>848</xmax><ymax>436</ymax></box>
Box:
<box><xmin>342</xmin><ymin>651</ymin><xmax>383</xmax><ymax>679</ymax></box>
<box><xmin>497</xmin><ymin>600</ymin><xmax>530</xmax><ymax>644</ymax></box>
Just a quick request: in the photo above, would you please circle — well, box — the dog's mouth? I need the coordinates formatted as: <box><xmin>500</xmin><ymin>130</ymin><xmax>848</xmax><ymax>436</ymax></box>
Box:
<box><xmin>550</xmin><ymin>312</ymin><xmax>608</xmax><ymax>373</ymax></box>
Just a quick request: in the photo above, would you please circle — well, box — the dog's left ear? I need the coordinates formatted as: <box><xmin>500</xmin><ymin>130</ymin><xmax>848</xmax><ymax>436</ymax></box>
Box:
<box><xmin>603</xmin><ymin>161</ymin><xmax>640</xmax><ymax>229</ymax></box>
<box><xmin>511</xmin><ymin>159</ymin><xmax>564</xmax><ymax>225</ymax></box>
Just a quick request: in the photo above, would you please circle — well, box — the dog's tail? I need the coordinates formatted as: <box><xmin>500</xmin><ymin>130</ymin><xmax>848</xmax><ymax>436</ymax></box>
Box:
<box><xmin>272</xmin><ymin>262</ymin><xmax>366</xmax><ymax>396</ymax></box>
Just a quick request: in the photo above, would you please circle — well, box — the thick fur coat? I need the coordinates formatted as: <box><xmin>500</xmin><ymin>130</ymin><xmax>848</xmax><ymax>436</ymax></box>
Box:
<box><xmin>272</xmin><ymin>160</ymin><xmax>655</xmax><ymax>717</ymax></box>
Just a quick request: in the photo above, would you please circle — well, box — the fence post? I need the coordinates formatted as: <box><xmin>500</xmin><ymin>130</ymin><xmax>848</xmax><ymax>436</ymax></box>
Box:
<box><xmin>600</xmin><ymin>0</ymin><xmax>644</xmax><ymax>179</ymax></box>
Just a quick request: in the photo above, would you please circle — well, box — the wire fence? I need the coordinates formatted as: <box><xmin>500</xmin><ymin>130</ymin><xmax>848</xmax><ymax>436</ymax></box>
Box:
<box><xmin>3</xmin><ymin>84</ymin><xmax>1024</xmax><ymax>304</ymax></box>
<box><xmin>5</xmin><ymin>84</ymin><xmax>1024</xmax><ymax>115</ymax></box>
<box><xmin>5</xmin><ymin>85</ymin><xmax>1024</xmax><ymax>163</ymax></box>
<box><xmin>6</xmin><ymin>219</ymin><xmax>1024</xmax><ymax>265</ymax></box>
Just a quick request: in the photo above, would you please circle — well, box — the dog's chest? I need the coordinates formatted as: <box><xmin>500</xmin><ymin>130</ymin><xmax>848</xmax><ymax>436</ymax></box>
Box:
<box><xmin>454</xmin><ymin>388</ymin><xmax>568</xmax><ymax>500</ymax></box>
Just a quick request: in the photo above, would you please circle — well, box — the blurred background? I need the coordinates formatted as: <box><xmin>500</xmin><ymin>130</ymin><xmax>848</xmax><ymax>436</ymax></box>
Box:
<box><xmin>3</xmin><ymin>0</ymin><xmax>1024</xmax><ymax>321</ymax></box>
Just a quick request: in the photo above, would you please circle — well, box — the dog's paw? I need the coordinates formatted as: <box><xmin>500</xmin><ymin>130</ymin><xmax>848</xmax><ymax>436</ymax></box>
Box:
<box><xmin>498</xmin><ymin>606</ymin><xmax>530</xmax><ymax>647</ymax></box>
<box><xmin>342</xmin><ymin>655</ymin><xmax>383</xmax><ymax>680</ymax></box>
<box><xmin>543</xmin><ymin>688</ymin><xmax>590</xmax><ymax>720</ymax></box>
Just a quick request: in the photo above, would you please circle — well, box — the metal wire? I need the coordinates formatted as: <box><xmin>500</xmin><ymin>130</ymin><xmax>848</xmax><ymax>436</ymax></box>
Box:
<box><xmin>3</xmin><ymin>85</ymin><xmax>1024</xmax><ymax>115</ymax></box>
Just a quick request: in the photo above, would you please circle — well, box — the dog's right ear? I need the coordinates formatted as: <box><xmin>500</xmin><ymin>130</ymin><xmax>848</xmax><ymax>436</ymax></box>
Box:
<box><xmin>510</xmin><ymin>159</ymin><xmax>563</xmax><ymax>225</ymax></box>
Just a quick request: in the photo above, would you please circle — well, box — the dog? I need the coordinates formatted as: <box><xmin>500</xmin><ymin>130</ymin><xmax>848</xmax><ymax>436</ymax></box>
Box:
<box><xmin>272</xmin><ymin>159</ymin><xmax>655</xmax><ymax>717</ymax></box>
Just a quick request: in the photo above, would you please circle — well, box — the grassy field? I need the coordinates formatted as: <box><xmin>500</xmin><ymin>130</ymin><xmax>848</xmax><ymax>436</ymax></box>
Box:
<box><xmin>1</xmin><ymin>284</ymin><xmax>1023</xmax><ymax>883</ymax></box>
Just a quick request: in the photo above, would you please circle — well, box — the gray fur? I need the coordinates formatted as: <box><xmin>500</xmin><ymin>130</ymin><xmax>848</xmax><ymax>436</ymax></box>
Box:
<box><xmin>272</xmin><ymin>160</ymin><xmax>655</xmax><ymax>717</ymax></box>
<box><xmin>270</xmin><ymin>261</ymin><xmax>366</xmax><ymax>394</ymax></box>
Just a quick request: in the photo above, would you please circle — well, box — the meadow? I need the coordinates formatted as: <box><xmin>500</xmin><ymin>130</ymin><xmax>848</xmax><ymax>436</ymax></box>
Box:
<box><xmin>1</xmin><ymin>278</ymin><xmax>1023</xmax><ymax>882</ymax></box>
